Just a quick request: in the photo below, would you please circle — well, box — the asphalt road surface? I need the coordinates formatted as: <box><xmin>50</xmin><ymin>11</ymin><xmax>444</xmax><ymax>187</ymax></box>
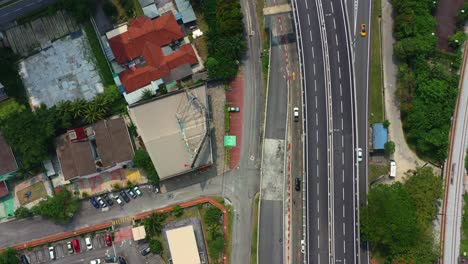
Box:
<box><xmin>294</xmin><ymin>0</ymin><xmax>358</xmax><ymax>262</ymax></box>
<box><xmin>0</xmin><ymin>0</ymin><xmax>57</xmax><ymax>29</ymax></box>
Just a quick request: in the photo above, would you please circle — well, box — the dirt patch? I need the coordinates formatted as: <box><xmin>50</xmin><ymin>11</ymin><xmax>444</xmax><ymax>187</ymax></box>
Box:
<box><xmin>435</xmin><ymin>0</ymin><xmax>464</xmax><ymax>50</ymax></box>
<box><xmin>207</xmin><ymin>85</ymin><xmax>227</xmax><ymax>174</ymax></box>
<box><xmin>16</xmin><ymin>182</ymin><xmax>48</xmax><ymax>206</ymax></box>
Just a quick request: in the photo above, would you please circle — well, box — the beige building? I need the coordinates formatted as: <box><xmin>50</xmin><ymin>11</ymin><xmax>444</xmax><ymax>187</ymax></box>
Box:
<box><xmin>128</xmin><ymin>85</ymin><xmax>212</xmax><ymax>180</ymax></box>
<box><xmin>166</xmin><ymin>225</ymin><xmax>201</xmax><ymax>264</ymax></box>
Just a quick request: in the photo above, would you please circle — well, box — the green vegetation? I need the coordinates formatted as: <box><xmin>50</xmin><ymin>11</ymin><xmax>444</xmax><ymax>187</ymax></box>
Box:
<box><xmin>394</xmin><ymin>0</ymin><xmax>462</xmax><ymax>163</ymax></box>
<box><xmin>149</xmin><ymin>238</ymin><xmax>163</xmax><ymax>254</ymax></box>
<box><xmin>17</xmin><ymin>0</ymin><xmax>93</xmax><ymax>24</ymax></box>
<box><xmin>0</xmin><ymin>48</ymin><xmax>28</xmax><ymax>104</ymax></box>
<box><xmin>361</xmin><ymin>167</ymin><xmax>442</xmax><ymax>262</ymax></box>
<box><xmin>368</xmin><ymin>164</ymin><xmax>388</xmax><ymax>184</ymax></box>
<box><xmin>172</xmin><ymin>205</ymin><xmax>184</xmax><ymax>218</ymax></box>
<box><xmin>143</xmin><ymin>212</ymin><xmax>166</xmax><ymax>236</ymax></box>
<box><xmin>456</xmin><ymin>3</ymin><xmax>468</xmax><ymax>28</ymax></box>
<box><xmin>383</xmin><ymin>119</ymin><xmax>390</xmax><ymax>129</ymax></box>
<box><xmin>31</xmin><ymin>189</ymin><xmax>81</xmax><ymax>224</ymax></box>
<box><xmin>461</xmin><ymin>194</ymin><xmax>468</xmax><ymax>255</ymax></box>
<box><xmin>83</xmin><ymin>22</ymin><xmax>114</xmax><ymax>86</ymax></box>
<box><xmin>465</xmin><ymin>148</ymin><xmax>468</xmax><ymax>172</ymax></box>
<box><xmin>0</xmin><ymin>99</ymin><xmax>25</xmax><ymax>121</ymax></box>
<box><xmin>369</xmin><ymin>0</ymin><xmax>383</xmax><ymax>124</ymax></box>
<box><xmin>250</xmin><ymin>193</ymin><xmax>260</xmax><ymax>264</ymax></box>
<box><xmin>224</xmin><ymin>104</ymin><xmax>230</xmax><ymax>132</ymax></box>
<box><xmin>384</xmin><ymin>141</ymin><xmax>395</xmax><ymax>158</ymax></box>
<box><xmin>192</xmin><ymin>0</ymin><xmax>246</xmax><ymax>81</ymax></box>
<box><xmin>203</xmin><ymin>206</ymin><xmax>225</xmax><ymax>262</ymax></box>
<box><xmin>14</xmin><ymin>206</ymin><xmax>33</xmax><ymax>219</ymax></box>
<box><xmin>0</xmin><ymin>247</ymin><xmax>19</xmax><ymax>264</ymax></box>
<box><xmin>132</xmin><ymin>149</ymin><xmax>160</xmax><ymax>185</ymax></box>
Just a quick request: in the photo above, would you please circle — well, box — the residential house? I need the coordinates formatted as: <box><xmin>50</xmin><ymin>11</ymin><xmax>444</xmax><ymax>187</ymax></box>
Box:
<box><xmin>106</xmin><ymin>14</ymin><xmax>200</xmax><ymax>104</ymax></box>
<box><xmin>0</xmin><ymin>134</ymin><xmax>18</xmax><ymax>198</ymax></box>
<box><xmin>55</xmin><ymin>117</ymin><xmax>134</xmax><ymax>181</ymax></box>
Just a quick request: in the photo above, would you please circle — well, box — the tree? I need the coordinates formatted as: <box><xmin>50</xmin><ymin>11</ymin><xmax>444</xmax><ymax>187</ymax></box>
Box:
<box><xmin>383</xmin><ymin>120</ymin><xmax>391</xmax><ymax>129</ymax></box>
<box><xmin>0</xmin><ymin>48</ymin><xmax>28</xmax><ymax>104</ymax></box>
<box><xmin>0</xmin><ymin>99</ymin><xmax>25</xmax><ymax>121</ymax></box>
<box><xmin>384</xmin><ymin>141</ymin><xmax>395</xmax><ymax>158</ymax></box>
<box><xmin>140</xmin><ymin>89</ymin><xmax>153</xmax><ymax>101</ymax></box>
<box><xmin>449</xmin><ymin>31</ymin><xmax>467</xmax><ymax>49</ymax></box>
<box><xmin>133</xmin><ymin>149</ymin><xmax>159</xmax><ymax>184</ymax></box>
<box><xmin>149</xmin><ymin>239</ymin><xmax>163</xmax><ymax>254</ymax></box>
<box><xmin>103</xmin><ymin>0</ymin><xmax>118</xmax><ymax>18</ymax></box>
<box><xmin>57</xmin><ymin>0</ymin><xmax>92</xmax><ymax>22</ymax></box>
<box><xmin>143</xmin><ymin>213</ymin><xmax>166</xmax><ymax>236</ymax></box>
<box><xmin>207</xmin><ymin>232</ymin><xmax>224</xmax><ymax>260</ymax></box>
<box><xmin>0</xmin><ymin>247</ymin><xmax>19</xmax><ymax>264</ymax></box>
<box><xmin>204</xmin><ymin>206</ymin><xmax>223</xmax><ymax>226</ymax></box>
<box><xmin>361</xmin><ymin>183</ymin><xmax>420</xmax><ymax>258</ymax></box>
<box><xmin>31</xmin><ymin>189</ymin><xmax>80</xmax><ymax>224</ymax></box>
<box><xmin>15</xmin><ymin>207</ymin><xmax>33</xmax><ymax>219</ymax></box>
<box><xmin>172</xmin><ymin>205</ymin><xmax>184</xmax><ymax>218</ymax></box>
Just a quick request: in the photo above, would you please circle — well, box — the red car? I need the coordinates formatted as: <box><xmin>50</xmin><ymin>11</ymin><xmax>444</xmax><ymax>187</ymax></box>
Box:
<box><xmin>105</xmin><ymin>233</ymin><xmax>112</xmax><ymax>247</ymax></box>
<box><xmin>72</xmin><ymin>239</ymin><xmax>81</xmax><ymax>253</ymax></box>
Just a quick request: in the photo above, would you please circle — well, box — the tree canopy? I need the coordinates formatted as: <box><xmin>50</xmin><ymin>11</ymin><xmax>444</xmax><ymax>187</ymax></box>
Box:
<box><xmin>31</xmin><ymin>189</ymin><xmax>80</xmax><ymax>224</ymax></box>
<box><xmin>0</xmin><ymin>248</ymin><xmax>19</xmax><ymax>264</ymax></box>
<box><xmin>133</xmin><ymin>149</ymin><xmax>159</xmax><ymax>185</ymax></box>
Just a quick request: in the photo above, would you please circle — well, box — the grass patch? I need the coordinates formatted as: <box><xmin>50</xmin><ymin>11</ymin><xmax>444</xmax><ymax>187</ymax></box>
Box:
<box><xmin>250</xmin><ymin>193</ymin><xmax>260</xmax><ymax>264</ymax></box>
<box><xmin>369</xmin><ymin>0</ymin><xmax>383</xmax><ymax>124</ymax></box>
<box><xmin>192</xmin><ymin>8</ymin><xmax>209</xmax><ymax>61</ymax></box>
<box><xmin>83</xmin><ymin>22</ymin><xmax>114</xmax><ymax>86</ymax></box>
<box><xmin>16</xmin><ymin>182</ymin><xmax>48</xmax><ymax>206</ymax></box>
<box><xmin>368</xmin><ymin>163</ymin><xmax>388</xmax><ymax>184</ymax></box>
<box><xmin>224</xmin><ymin>104</ymin><xmax>230</xmax><ymax>132</ymax></box>
<box><xmin>462</xmin><ymin>194</ymin><xmax>468</xmax><ymax>256</ymax></box>
<box><xmin>131</xmin><ymin>0</ymin><xmax>144</xmax><ymax>16</ymax></box>
<box><xmin>226</xmin><ymin>203</ymin><xmax>233</xmax><ymax>259</ymax></box>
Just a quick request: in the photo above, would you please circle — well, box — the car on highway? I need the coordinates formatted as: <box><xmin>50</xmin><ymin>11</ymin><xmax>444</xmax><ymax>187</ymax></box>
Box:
<box><xmin>293</xmin><ymin>107</ymin><xmax>299</xmax><ymax>122</ymax></box>
<box><xmin>66</xmin><ymin>241</ymin><xmax>74</xmax><ymax>254</ymax></box>
<box><xmin>19</xmin><ymin>255</ymin><xmax>29</xmax><ymax>264</ymax></box>
<box><xmin>127</xmin><ymin>188</ymin><xmax>137</xmax><ymax>199</ymax></box>
<box><xmin>133</xmin><ymin>186</ymin><xmax>142</xmax><ymax>196</ymax></box>
<box><xmin>105</xmin><ymin>233</ymin><xmax>112</xmax><ymax>247</ymax></box>
<box><xmin>85</xmin><ymin>237</ymin><xmax>93</xmax><ymax>250</ymax></box>
<box><xmin>97</xmin><ymin>196</ymin><xmax>107</xmax><ymax>208</ymax></box>
<box><xmin>360</xmin><ymin>24</ymin><xmax>367</xmax><ymax>37</ymax></box>
<box><xmin>90</xmin><ymin>259</ymin><xmax>101</xmax><ymax>264</ymax></box>
<box><xmin>120</xmin><ymin>191</ymin><xmax>130</xmax><ymax>203</ymax></box>
<box><xmin>300</xmin><ymin>240</ymin><xmax>305</xmax><ymax>254</ymax></box>
<box><xmin>89</xmin><ymin>197</ymin><xmax>99</xmax><ymax>209</ymax></box>
<box><xmin>103</xmin><ymin>194</ymin><xmax>114</xmax><ymax>206</ymax></box>
<box><xmin>357</xmin><ymin>148</ymin><xmax>363</xmax><ymax>162</ymax></box>
<box><xmin>228</xmin><ymin>106</ymin><xmax>240</xmax><ymax>112</ymax></box>
<box><xmin>295</xmin><ymin>178</ymin><xmax>301</xmax><ymax>191</ymax></box>
<box><xmin>48</xmin><ymin>246</ymin><xmax>56</xmax><ymax>260</ymax></box>
<box><xmin>72</xmin><ymin>239</ymin><xmax>81</xmax><ymax>253</ymax></box>
<box><xmin>140</xmin><ymin>247</ymin><xmax>151</xmax><ymax>256</ymax></box>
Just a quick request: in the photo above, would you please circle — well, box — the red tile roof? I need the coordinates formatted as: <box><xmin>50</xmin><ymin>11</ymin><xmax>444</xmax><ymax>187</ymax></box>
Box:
<box><xmin>108</xmin><ymin>14</ymin><xmax>198</xmax><ymax>94</ymax></box>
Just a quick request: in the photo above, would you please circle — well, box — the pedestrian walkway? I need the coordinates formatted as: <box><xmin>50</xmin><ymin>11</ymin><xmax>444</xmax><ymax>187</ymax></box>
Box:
<box><xmin>226</xmin><ymin>73</ymin><xmax>245</xmax><ymax>170</ymax></box>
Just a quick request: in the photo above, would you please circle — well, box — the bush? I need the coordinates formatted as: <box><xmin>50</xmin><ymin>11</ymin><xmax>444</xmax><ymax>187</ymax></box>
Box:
<box><xmin>204</xmin><ymin>206</ymin><xmax>223</xmax><ymax>226</ymax></box>
<box><xmin>0</xmin><ymin>48</ymin><xmax>28</xmax><ymax>104</ymax></box>
<box><xmin>0</xmin><ymin>247</ymin><xmax>18</xmax><ymax>264</ymax></box>
<box><xmin>111</xmin><ymin>183</ymin><xmax>122</xmax><ymax>192</ymax></box>
<box><xmin>133</xmin><ymin>149</ymin><xmax>159</xmax><ymax>185</ymax></box>
<box><xmin>82</xmin><ymin>192</ymin><xmax>89</xmax><ymax>198</ymax></box>
<box><xmin>126</xmin><ymin>180</ymin><xmax>134</xmax><ymax>188</ymax></box>
<box><xmin>383</xmin><ymin>120</ymin><xmax>390</xmax><ymax>129</ymax></box>
<box><xmin>149</xmin><ymin>239</ymin><xmax>163</xmax><ymax>254</ymax></box>
<box><xmin>143</xmin><ymin>213</ymin><xmax>166</xmax><ymax>236</ymax></box>
<box><xmin>15</xmin><ymin>207</ymin><xmax>33</xmax><ymax>219</ymax></box>
<box><xmin>31</xmin><ymin>189</ymin><xmax>80</xmax><ymax>224</ymax></box>
<box><xmin>172</xmin><ymin>205</ymin><xmax>184</xmax><ymax>218</ymax></box>
<box><xmin>384</xmin><ymin>141</ymin><xmax>395</xmax><ymax>158</ymax></box>
<box><xmin>103</xmin><ymin>1</ymin><xmax>118</xmax><ymax>17</ymax></box>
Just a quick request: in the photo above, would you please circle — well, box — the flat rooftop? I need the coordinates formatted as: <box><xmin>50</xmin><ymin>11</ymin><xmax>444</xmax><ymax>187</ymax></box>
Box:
<box><xmin>166</xmin><ymin>225</ymin><xmax>201</xmax><ymax>264</ymax></box>
<box><xmin>128</xmin><ymin>85</ymin><xmax>212</xmax><ymax>180</ymax></box>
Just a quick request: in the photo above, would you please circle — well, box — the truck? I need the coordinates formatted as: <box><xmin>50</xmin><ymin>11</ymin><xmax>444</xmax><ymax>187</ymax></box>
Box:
<box><xmin>389</xmin><ymin>160</ymin><xmax>396</xmax><ymax>178</ymax></box>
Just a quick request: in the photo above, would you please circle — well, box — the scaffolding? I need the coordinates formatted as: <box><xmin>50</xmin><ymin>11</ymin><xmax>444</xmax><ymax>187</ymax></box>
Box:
<box><xmin>175</xmin><ymin>88</ymin><xmax>208</xmax><ymax>168</ymax></box>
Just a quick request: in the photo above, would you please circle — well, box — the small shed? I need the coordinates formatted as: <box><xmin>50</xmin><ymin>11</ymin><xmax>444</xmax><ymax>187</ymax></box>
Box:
<box><xmin>372</xmin><ymin>123</ymin><xmax>388</xmax><ymax>150</ymax></box>
<box><xmin>132</xmin><ymin>226</ymin><xmax>147</xmax><ymax>241</ymax></box>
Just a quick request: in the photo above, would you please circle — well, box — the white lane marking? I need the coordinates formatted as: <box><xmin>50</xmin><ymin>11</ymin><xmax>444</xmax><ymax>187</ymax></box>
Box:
<box><xmin>333</xmin><ymin>18</ymin><xmax>336</xmax><ymax>30</ymax></box>
<box><xmin>308</xmin><ymin>14</ymin><xmax>311</xmax><ymax>25</ymax></box>
<box><xmin>335</xmin><ymin>34</ymin><xmax>339</xmax><ymax>46</ymax></box>
<box><xmin>316</xmin><ymin>130</ymin><xmax>319</xmax><ymax>143</ymax></box>
<box><xmin>338</xmin><ymin>67</ymin><xmax>342</xmax><ymax>79</ymax></box>
<box><xmin>330</xmin><ymin>1</ymin><xmax>334</xmax><ymax>13</ymax></box>
<box><xmin>343</xmin><ymin>222</ymin><xmax>346</xmax><ymax>235</ymax></box>
<box><xmin>317</xmin><ymin>183</ymin><xmax>319</xmax><ymax>195</ymax></box>
<box><xmin>313</xmin><ymin>63</ymin><xmax>316</xmax><ymax>75</ymax></box>
<box><xmin>342</xmin><ymin>170</ymin><xmax>345</xmax><ymax>183</ymax></box>
<box><xmin>305</xmin><ymin>0</ymin><xmax>308</xmax><ymax>9</ymax></box>
<box><xmin>343</xmin><ymin>205</ymin><xmax>345</xmax><ymax>217</ymax></box>
<box><xmin>342</xmin><ymin>152</ymin><xmax>345</xmax><ymax>165</ymax></box>
<box><xmin>314</xmin><ymin>79</ymin><xmax>317</xmax><ymax>92</ymax></box>
<box><xmin>312</xmin><ymin>46</ymin><xmax>315</xmax><ymax>58</ymax></box>
<box><xmin>315</xmin><ymin>96</ymin><xmax>318</xmax><ymax>108</ymax></box>
<box><xmin>317</xmin><ymin>235</ymin><xmax>320</xmax><ymax>248</ymax></box>
<box><xmin>341</xmin><ymin>119</ymin><xmax>344</xmax><ymax>130</ymax></box>
<box><xmin>340</xmin><ymin>83</ymin><xmax>343</xmax><ymax>96</ymax></box>
<box><xmin>340</xmin><ymin>101</ymin><xmax>343</xmax><ymax>113</ymax></box>
<box><xmin>310</xmin><ymin>30</ymin><xmax>313</xmax><ymax>42</ymax></box>
<box><xmin>343</xmin><ymin>240</ymin><xmax>346</xmax><ymax>253</ymax></box>
<box><xmin>337</xmin><ymin>51</ymin><xmax>340</xmax><ymax>63</ymax></box>
<box><xmin>317</xmin><ymin>200</ymin><xmax>320</xmax><ymax>213</ymax></box>
<box><xmin>341</xmin><ymin>135</ymin><xmax>344</xmax><ymax>147</ymax></box>
<box><xmin>342</xmin><ymin>188</ymin><xmax>345</xmax><ymax>200</ymax></box>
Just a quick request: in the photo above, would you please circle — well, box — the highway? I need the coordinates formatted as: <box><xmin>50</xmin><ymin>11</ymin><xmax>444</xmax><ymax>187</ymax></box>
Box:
<box><xmin>292</xmin><ymin>0</ymin><xmax>358</xmax><ymax>262</ymax></box>
<box><xmin>0</xmin><ymin>0</ymin><xmax>57</xmax><ymax>29</ymax></box>
<box><xmin>441</xmin><ymin>44</ymin><xmax>468</xmax><ymax>263</ymax></box>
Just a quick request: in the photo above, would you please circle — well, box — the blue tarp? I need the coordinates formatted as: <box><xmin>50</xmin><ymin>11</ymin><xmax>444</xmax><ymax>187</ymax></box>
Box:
<box><xmin>372</xmin><ymin>123</ymin><xmax>388</xmax><ymax>150</ymax></box>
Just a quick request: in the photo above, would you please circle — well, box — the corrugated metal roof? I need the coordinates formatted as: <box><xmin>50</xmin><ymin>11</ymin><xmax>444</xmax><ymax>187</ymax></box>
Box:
<box><xmin>372</xmin><ymin>123</ymin><xmax>388</xmax><ymax>150</ymax></box>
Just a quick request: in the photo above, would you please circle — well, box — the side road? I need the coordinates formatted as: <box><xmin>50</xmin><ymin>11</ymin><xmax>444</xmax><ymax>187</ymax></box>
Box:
<box><xmin>381</xmin><ymin>0</ymin><xmax>425</xmax><ymax>179</ymax></box>
<box><xmin>0</xmin><ymin>196</ymin><xmax>230</xmax><ymax>264</ymax></box>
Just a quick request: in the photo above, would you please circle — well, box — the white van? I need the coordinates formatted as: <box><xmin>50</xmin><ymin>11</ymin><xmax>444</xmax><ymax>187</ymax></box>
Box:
<box><xmin>48</xmin><ymin>246</ymin><xmax>55</xmax><ymax>260</ymax></box>
<box><xmin>389</xmin><ymin>160</ymin><xmax>396</xmax><ymax>178</ymax></box>
<box><xmin>301</xmin><ymin>239</ymin><xmax>305</xmax><ymax>254</ymax></box>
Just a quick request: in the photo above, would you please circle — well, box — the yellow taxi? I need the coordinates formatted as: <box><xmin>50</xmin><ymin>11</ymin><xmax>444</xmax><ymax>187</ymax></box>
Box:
<box><xmin>360</xmin><ymin>24</ymin><xmax>367</xmax><ymax>37</ymax></box>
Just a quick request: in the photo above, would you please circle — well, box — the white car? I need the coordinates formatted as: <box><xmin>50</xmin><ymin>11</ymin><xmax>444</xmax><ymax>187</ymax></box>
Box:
<box><xmin>113</xmin><ymin>194</ymin><xmax>123</xmax><ymax>206</ymax></box>
<box><xmin>85</xmin><ymin>237</ymin><xmax>93</xmax><ymax>250</ymax></box>
<box><xmin>90</xmin><ymin>259</ymin><xmax>101</xmax><ymax>264</ymax></box>
<box><xmin>133</xmin><ymin>186</ymin><xmax>142</xmax><ymax>196</ymax></box>
<box><xmin>48</xmin><ymin>246</ymin><xmax>56</xmax><ymax>260</ymax></box>
<box><xmin>96</xmin><ymin>196</ymin><xmax>107</xmax><ymax>208</ymax></box>
<box><xmin>293</xmin><ymin>107</ymin><xmax>299</xmax><ymax>122</ymax></box>
<box><xmin>357</xmin><ymin>148</ymin><xmax>363</xmax><ymax>162</ymax></box>
<box><xmin>300</xmin><ymin>239</ymin><xmax>305</xmax><ymax>254</ymax></box>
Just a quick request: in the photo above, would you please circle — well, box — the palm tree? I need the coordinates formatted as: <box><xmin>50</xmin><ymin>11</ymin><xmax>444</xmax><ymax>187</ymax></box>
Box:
<box><xmin>70</xmin><ymin>99</ymin><xmax>87</xmax><ymax>119</ymax></box>
<box><xmin>140</xmin><ymin>89</ymin><xmax>153</xmax><ymax>101</ymax></box>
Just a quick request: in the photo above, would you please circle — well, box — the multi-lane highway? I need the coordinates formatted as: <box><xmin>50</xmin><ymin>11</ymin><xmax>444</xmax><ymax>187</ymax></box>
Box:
<box><xmin>293</xmin><ymin>0</ymin><xmax>358</xmax><ymax>262</ymax></box>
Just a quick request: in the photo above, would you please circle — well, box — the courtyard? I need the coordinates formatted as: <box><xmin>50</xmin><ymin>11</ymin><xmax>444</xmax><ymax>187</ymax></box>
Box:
<box><xmin>19</xmin><ymin>32</ymin><xmax>104</xmax><ymax>108</ymax></box>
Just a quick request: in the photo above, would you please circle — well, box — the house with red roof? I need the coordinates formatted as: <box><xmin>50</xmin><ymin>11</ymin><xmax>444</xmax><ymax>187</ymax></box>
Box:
<box><xmin>106</xmin><ymin>13</ymin><xmax>200</xmax><ymax>104</ymax></box>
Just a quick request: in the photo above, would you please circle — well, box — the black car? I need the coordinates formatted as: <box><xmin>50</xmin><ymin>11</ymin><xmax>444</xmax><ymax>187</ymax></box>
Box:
<box><xmin>104</xmin><ymin>256</ymin><xmax>117</xmax><ymax>263</ymax></box>
<box><xmin>20</xmin><ymin>255</ymin><xmax>30</xmax><ymax>264</ymax></box>
<box><xmin>89</xmin><ymin>197</ymin><xmax>100</xmax><ymax>208</ymax></box>
<box><xmin>103</xmin><ymin>194</ymin><xmax>114</xmax><ymax>206</ymax></box>
<box><xmin>127</xmin><ymin>188</ymin><xmax>137</xmax><ymax>199</ymax></box>
<box><xmin>118</xmin><ymin>256</ymin><xmax>127</xmax><ymax>264</ymax></box>
<box><xmin>120</xmin><ymin>191</ymin><xmax>130</xmax><ymax>203</ymax></box>
<box><xmin>140</xmin><ymin>247</ymin><xmax>151</xmax><ymax>256</ymax></box>
<box><xmin>295</xmin><ymin>178</ymin><xmax>301</xmax><ymax>191</ymax></box>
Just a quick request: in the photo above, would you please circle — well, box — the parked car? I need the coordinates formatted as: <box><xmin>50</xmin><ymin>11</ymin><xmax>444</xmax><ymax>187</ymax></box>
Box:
<box><xmin>90</xmin><ymin>259</ymin><xmax>101</xmax><ymax>264</ymax></box>
<box><xmin>104</xmin><ymin>233</ymin><xmax>112</xmax><ymax>247</ymax></box>
<box><xmin>85</xmin><ymin>237</ymin><xmax>93</xmax><ymax>250</ymax></box>
<box><xmin>133</xmin><ymin>186</ymin><xmax>142</xmax><ymax>196</ymax></box>
<box><xmin>114</xmin><ymin>194</ymin><xmax>123</xmax><ymax>206</ymax></box>
<box><xmin>295</xmin><ymin>178</ymin><xmax>301</xmax><ymax>191</ymax></box>
<box><xmin>127</xmin><ymin>189</ymin><xmax>137</xmax><ymax>199</ymax></box>
<box><xmin>89</xmin><ymin>197</ymin><xmax>99</xmax><ymax>209</ymax></box>
<box><xmin>48</xmin><ymin>246</ymin><xmax>56</xmax><ymax>260</ymax></box>
<box><xmin>104</xmin><ymin>256</ymin><xmax>117</xmax><ymax>263</ymax></box>
<box><xmin>357</xmin><ymin>148</ymin><xmax>363</xmax><ymax>162</ymax></box>
<box><xmin>153</xmin><ymin>185</ymin><xmax>160</xmax><ymax>193</ymax></box>
<box><xmin>103</xmin><ymin>194</ymin><xmax>114</xmax><ymax>206</ymax></box>
<box><xmin>118</xmin><ymin>257</ymin><xmax>127</xmax><ymax>264</ymax></box>
<box><xmin>72</xmin><ymin>239</ymin><xmax>81</xmax><ymax>253</ymax></box>
<box><xmin>66</xmin><ymin>241</ymin><xmax>74</xmax><ymax>254</ymax></box>
<box><xmin>140</xmin><ymin>247</ymin><xmax>151</xmax><ymax>256</ymax></box>
<box><xmin>228</xmin><ymin>106</ymin><xmax>240</xmax><ymax>112</ymax></box>
<box><xmin>96</xmin><ymin>196</ymin><xmax>107</xmax><ymax>208</ymax></box>
<box><xmin>19</xmin><ymin>255</ymin><xmax>29</xmax><ymax>264</ymax></box>
<box><xmin>120</xmin><ymin>191</ymin><xmax>130</xmax><ymax>203</ymax></box>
